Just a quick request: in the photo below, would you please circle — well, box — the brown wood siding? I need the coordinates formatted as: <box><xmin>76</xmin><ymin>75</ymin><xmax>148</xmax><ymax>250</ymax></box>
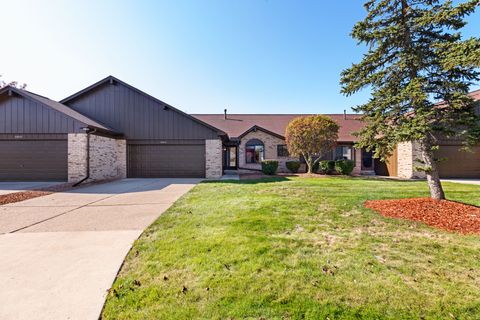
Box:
<box><xmin>435</xmin><ymin>145</ymin><xmax>480</xmax><ymax>178</ymax></box>
<box><xmin>374</xmin><ymin>147</ymin><xmax>398</xmax><ymax>176</ymax></box>
<box><xmin>0</xmin><ymin>95</ymin><xmax>86</xmax><ymax>134</ymax></box>
<box><xmin>0</xmin><ymin>139</ymin><xmax>67</xmax><ymax>181</ymax></box>
<box><xmin>65</xmin><ymin>82</ymin><xmax>218</xmax><ymax>140</ymax></box>
<box><xmin>127</xmin><ymin>143</ymin><xmax>206</xmax><ymax>178</ymax></box>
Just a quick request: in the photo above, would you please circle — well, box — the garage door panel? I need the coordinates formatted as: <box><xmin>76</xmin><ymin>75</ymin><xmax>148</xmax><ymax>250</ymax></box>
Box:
<box><xmin>127</xmin><ymin>144</ymin><xmax>206</xmax><ymax>178</ymax></box>
<box><xmin>435</xmin><ymin>145</ymin><xmax>480</xmax><ymax>178</ymax></box>
<box><xmin>0</xmin><ymin>140</ymin><xmax>67</xmax><ymax>181</ymax></box>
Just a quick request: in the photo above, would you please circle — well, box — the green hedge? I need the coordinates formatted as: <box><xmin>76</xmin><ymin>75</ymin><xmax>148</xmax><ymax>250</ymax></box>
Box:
<box><xmin>335</xmin><ymin>160</ymin><xmax>355</xmax><ymax>175</ymax></box>
<box><xmin>261</xmin><ymin>160</ymin><xmax>279</xmax><ymax>175</ymax></box>
<box><xmin>312</xmin><ymin>161</ymin><xmax>320</xmax><ymax>173</ymax></box>
<box><xmin>286</xmin><ymin>161</ymin><xmax>301</xmax><ymax>173</ymax></box>
<box><xmin>319</xmin><ymin>160</ymin><xmax>335</xmax><ymax>174</ymax></box>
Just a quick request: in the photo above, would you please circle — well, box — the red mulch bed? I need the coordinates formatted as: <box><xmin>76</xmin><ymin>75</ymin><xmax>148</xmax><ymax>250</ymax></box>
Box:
<box><xmin>0</xmin><ymin>190</ymin><xmax>54</xmax><ymax>206</ymax></box>
<box><xmin>0</xmin><ymin>179</ymin><xmax>118</xmax><ymax>206</ymax></box>
<box><xmin>365</xmin><ymin>198</ymin><xmax>480</xmax><ymax>234</ymax></box>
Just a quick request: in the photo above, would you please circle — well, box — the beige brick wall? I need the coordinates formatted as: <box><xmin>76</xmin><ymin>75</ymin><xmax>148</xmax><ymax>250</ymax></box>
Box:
<box><xmin>352</xmin><ymin>147</ymin><xmax>362</xmax><ymax>175</ymax></box>
<box><xmin>68</xmin><ymin>134</ymin><xmax>88</xmax><ymax>182</ymax></box>
<box><xmin>238</xmin><ymin>130</ymin><xmax>298</xmax><ymax>173</ymax></box>
<box><xmin>397</xmin><ymin>141</ymin><xmax>426</xmax><ymax>179</ymax></box>
<box><xmin>205</xmin><ymin>139</ymin><xmax>222</xmax><ymax>179</ymax></box>
<box><xmin>68</xmin><ymin>133</ymin><xmax>127</xmax><ymax>183</ymax></box>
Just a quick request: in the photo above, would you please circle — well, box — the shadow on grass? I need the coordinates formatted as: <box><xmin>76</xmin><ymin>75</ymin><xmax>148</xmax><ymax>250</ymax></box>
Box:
<box><xmin>202</xmin><ymin>177</ymin><xmax>290</xmax><ymax>184</ymax></box>
<box><xmin>351</xmin><ymin>176</ymin><xmax>425</xmax><ymax>183</ymax></box>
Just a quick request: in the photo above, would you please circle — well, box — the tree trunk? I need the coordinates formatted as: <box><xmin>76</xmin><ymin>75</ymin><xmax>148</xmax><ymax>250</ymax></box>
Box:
<box><xmin>306</xmin><ymin>159</ymin><xmax>313</xmax><ymax>174</ymax></box>
<box><xmin>419</xmin><ymin>138</ymin><xmax>445</xmax><ymax>200</ymax></box>
<box><xmin>305</xmin><ymin>154</ymin><xmax>314</xmax><ymax>174</ymax></box>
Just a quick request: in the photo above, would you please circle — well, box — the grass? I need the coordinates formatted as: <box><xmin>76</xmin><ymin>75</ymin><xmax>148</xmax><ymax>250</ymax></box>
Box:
<box><xmin>102</xmin><ymin>177</ymin><xmax>480</xmax><ymax>319</ymax></box>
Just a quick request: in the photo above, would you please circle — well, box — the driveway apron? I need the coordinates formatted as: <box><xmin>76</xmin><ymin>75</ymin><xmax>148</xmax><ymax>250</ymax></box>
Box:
<box><xmin>0</xmin><ymin>178</ymin><xmax>200</xmax><ymax>320</ymax></box>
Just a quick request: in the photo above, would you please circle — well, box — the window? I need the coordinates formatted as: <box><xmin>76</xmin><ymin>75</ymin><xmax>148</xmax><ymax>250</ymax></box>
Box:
<box><xmin>335</xmin><ymin>146</ymin><xmax>353</xmax><ymax>160</ymax></box>
<box><xmin>245</xmin><ymin>139</ymin><xmax>264</xmax><ymax>163</ymax></box>
<box><xmin>277</xmin><ymin>145</ymin><xmax>289</xmax><ymax>157</ymax></box>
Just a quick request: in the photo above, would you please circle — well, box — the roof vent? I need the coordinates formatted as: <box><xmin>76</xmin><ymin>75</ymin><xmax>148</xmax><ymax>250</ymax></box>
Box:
<box><xmin>344</xmin><ymin>110</ymin><xmax>347</xmax><ymax>120</ymax></box>
<box><xmin>224</xmin><ymin>108</ymin><xmax>227</xmax><ymax>120</ymax></box>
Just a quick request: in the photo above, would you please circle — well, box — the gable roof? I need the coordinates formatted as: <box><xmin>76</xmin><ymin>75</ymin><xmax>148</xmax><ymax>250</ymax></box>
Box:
<box><xmin>192</xmin><ymin>114</ymin><xmax>365</xmax><ymax>142</ymax></box>
<box><xmin>60</xmin><ymin>75</ymin><xmax>226</xmax><ymax>136</ymax></box>
<box><xmin>0</xmin><ymin>86</ymin><xmax>118</xmax><ymax>134</ymax></box>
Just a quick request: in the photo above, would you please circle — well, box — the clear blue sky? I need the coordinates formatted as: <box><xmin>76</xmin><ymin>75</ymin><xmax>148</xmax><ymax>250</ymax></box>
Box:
<box><xmin>2</xmin><ymin>0</ymin><xmax>479</xmax><ymax>114</ymax></box>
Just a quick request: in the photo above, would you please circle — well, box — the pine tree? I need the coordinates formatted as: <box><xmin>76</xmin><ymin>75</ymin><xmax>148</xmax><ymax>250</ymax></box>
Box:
<box><xmin>341</xmin><ymin>0</ymin><xmax>480</xmax><ymax>200</ymax></box>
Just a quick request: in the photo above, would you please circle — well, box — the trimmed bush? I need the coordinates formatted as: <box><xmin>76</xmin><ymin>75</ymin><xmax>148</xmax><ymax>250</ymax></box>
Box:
<box><xmin>286</xmin><ymin>161</ymin><xmax>301</xmax><ymax>173</ymax></box>
<box><xmin>312</xmin><ymin>161</ymin><xmax>320</xmax><ymax>173</ymax></box>
<box><xmin>319</xmin><ymin>160</ymin><xmax>335</xmax><ymax>174</ymax></box>
<box><xmin>261</xmin><ymin>160</ymin><xmax>279</xmax><ymax>175</ymax></box>
<box><xmin>335</xmin><ymin>160</ymin><xmax>355</xmax><ymax>175</ymax></box>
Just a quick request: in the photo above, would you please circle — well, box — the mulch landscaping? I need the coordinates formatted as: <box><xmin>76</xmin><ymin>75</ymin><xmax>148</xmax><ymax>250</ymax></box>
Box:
<box><xmin>0</xmin><ymin>179</ymin><xmax>118</xmax><ymax>206</ymax></box>
<box><xmin>365</xmin><ymin>197</ymin><xmax>480</xmax><ymax>234</ymax></box>
<box><xmin>0</xmin><ymin>183</ymin><xmax>74</xmax><ymax>206</ymax></box>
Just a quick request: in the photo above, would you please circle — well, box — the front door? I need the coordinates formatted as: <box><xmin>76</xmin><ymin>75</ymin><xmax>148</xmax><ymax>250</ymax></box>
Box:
<box><xmin>223</xmin><ymin>146</ymin><xmax>237</xmax><ymax>170</ymax></box>
<box><xmin>361</xmin><ymin>149</ymin><xmax>374</xmax><ymax>171</ymax></box>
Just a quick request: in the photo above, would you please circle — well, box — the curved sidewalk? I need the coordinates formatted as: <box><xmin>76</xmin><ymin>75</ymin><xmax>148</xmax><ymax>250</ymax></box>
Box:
<box><xmin>0</xmin><ymin>178</ymin><xmax>200</xmax><ymax>320</ymax></box>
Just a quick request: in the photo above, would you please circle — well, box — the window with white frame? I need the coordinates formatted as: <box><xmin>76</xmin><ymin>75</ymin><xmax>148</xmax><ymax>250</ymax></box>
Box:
<box><xmin>245</xmin><ymin>139</ymin><xmax>265</xmax><ymax>163</ymax></box>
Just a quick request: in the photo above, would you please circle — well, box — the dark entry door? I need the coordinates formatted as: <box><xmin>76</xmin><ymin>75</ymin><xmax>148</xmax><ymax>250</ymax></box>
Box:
<box><xmin>361</xmin><ymin>149</ymin><xmax>374</xmax><ymax>171</ymax></box>
<box><xmin>223</xmin><ymin>146</ymin><xmax>237</xmax><ymax>170</ymax></box>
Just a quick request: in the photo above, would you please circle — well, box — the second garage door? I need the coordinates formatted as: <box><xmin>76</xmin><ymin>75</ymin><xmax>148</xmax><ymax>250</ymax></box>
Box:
<box><xmin>0</xmin><ymin>139</ymin><xmax>68</xmax><ymax>181</ymax></box>
<box><xmin>435</xmin><ymin>145</ymin><xmax>480</xmax><ymax>178</ymax></box>
<box><xmin>127</xmin><ymin>143</ymin><xmax>206</xmax><ymax>178</ymax></box>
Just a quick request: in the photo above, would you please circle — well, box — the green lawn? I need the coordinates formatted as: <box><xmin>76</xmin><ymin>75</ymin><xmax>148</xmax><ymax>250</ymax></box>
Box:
<box><xmin>102</xmin><ymin>177</ymin><xmax>480</xmax><ymax>320</ymax></box>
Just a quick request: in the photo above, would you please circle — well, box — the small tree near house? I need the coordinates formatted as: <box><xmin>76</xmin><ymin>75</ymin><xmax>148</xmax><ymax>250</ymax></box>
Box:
<box><xmin>285</xmin><ymin>115</ymin><xmax>340</xmax><ymax>174</ymax></box>
<box><xmin>0</xmin><ymin>75</ymin><xmax>26</xmax><ymax>89</ymax></box>
<box><xmin>341</xmin><ymin>0</ymin><xmax>480</xmax><ymax>200</ymax></box>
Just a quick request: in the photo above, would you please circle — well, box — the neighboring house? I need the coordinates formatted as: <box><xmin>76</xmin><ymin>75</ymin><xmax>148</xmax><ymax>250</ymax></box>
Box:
<box><xmin>375</xmin><ymin>89</ymin><xmax>480</xmax><ymax>179</ymax></box>
<box><xmin>0</xmin><ymin>75</ymin><xmax>478</xmax><ymax>182</ymax></box>
<box><xmin>0</xmin><ymin>76</ymin><xmax>225</xmax><ymax>181</ymax></box>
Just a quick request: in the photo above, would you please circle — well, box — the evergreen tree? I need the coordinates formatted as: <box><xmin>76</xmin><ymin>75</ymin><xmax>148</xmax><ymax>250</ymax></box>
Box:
<box><xmin>341</xmin><ymin>0</ymin><xmax>480</xmax><ymax>200</ymax></box>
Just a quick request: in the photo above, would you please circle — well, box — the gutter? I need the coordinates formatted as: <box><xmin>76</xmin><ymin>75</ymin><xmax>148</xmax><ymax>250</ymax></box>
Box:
<box><xmin>73</xmin><ymin>128</ymin><xmax>96</xmax><ymax>187</ymax></box>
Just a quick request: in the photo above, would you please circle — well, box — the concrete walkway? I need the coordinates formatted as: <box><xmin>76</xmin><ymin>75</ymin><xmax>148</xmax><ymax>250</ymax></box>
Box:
<box><xmin>0</xmin><ymin>178</ymin><xmax>200</xmax><ymax>320</ymax></box>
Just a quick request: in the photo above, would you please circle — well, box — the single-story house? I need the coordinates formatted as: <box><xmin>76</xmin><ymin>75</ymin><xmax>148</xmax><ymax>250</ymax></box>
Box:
<box><xmin>0</xmin><ymin>75</ymin><xmax>478</xmax><ymax>181</ymax></box>
<box><xmin>192</xmin><ymin>113</ymin><xmax>371</xmax><ymax>175</ymax></box>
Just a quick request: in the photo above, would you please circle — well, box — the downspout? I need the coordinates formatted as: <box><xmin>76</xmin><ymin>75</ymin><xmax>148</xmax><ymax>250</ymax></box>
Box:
<box><xmin>73</xmin><ymin>128</ymin><xmax>96</xmax><ymax>187</ymax></box>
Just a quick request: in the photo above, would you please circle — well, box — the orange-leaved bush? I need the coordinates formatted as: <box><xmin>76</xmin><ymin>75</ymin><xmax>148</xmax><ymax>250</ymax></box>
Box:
<box><xmin>285</xmin><ymin>115</ymin><xmax>339</xmax><ymax>174</ymax></box>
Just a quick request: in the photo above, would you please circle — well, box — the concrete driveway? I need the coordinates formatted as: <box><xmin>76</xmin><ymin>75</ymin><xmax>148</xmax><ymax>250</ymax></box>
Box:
<box><xmin>0</xmin><ymin>178</ymin><xmax>200</xmax><ymax>320</ymax></box>
<box><xmin>441</xmin><ymin>179</ymin><xmax>480</xmax><ymax>186</ymax></box>
<box><xmin>0</xmin><ymin>181</ymin><xmax>64</xmax><ymax>195</ymax></box>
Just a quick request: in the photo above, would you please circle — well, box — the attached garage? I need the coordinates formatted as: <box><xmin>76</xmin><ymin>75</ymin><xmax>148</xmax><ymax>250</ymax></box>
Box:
<box><xmin>61</xmin><ymin>76</ymin><xmax>225</xmax><ymax>179</ymax></box>
<box><xmin>127</xmin><ymin>142</ymin><xmax>206</xmax><ymax>178</ymax></box>
<box><xmin>0</xmin><ymin>137</ymin><xmax>67</xmax><ymax>181</ymax></box>
<box><xmin>435</xmin><ymin>145</ymin><xmax>480</xmax><ymax>178</ymax></box>
<box><xmin>0</xmin><ymin>87</ymin><xmax>118</xmax><ymax>182</ymax></box>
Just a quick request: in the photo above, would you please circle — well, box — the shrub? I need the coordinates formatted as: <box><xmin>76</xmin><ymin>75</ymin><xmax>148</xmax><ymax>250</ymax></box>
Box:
<box><xmin>335</xmin><ymin>160</ymin><xmax>355</xmax><ymax>175</ymax></box>
<box><xmin>286</xmin><ymin>161</ymin><xmax>300</xmax><ymax>173</ymax></box>
<box><xmin>319</xmin><ymin>160</ymin><xmax>335</xmax><ymax>174</ymax></box>
<box><xmin>312</xmin><ymin>161</ymin><xmax>320</xmax><ymax>173</ymax></box>
<box><xmin>261</xmin><ymin>160</ymin><xmax>279</xmax><ymax>175</ymax></box>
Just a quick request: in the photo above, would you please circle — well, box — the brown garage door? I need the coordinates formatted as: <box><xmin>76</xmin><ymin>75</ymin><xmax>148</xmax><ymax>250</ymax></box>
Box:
<box><xmin>0</xmin><ymin>140</ymin><xmax>68</xmax><ymax>181</ymax></box>
<box><xmin>435</xmin><ymin>145</ymin><xmax>480</xmax><ymax>178</ymax></box>
<box><xmin>127</xmin><ymin>143</ymin><xmax>206</xmax><ymax>178</ymax></box>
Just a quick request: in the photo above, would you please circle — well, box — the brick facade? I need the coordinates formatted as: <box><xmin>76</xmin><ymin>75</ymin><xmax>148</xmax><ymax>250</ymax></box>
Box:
<box><xmin>68</xmin><ymin>133</ymin><xmax>127</xmax><ymax>183</ymax></box>
<box><xmin>238</xmin><ymin>130</ymin><xmax>298</xmax><ymax>173</ymax></box>
<box><xmin>205</xmin><ymin>139</ymin><xmax>223</xmax><ymax>179</ymax></box>
<box><xmin>396</xmin><ymin>141</ymin><xmax>426</xmax><ymax>179</ymax></box>
<box><xmin>352</xmin><ymin>147</ymin><xmax>362</xmax><ymax>175</ymax></box>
